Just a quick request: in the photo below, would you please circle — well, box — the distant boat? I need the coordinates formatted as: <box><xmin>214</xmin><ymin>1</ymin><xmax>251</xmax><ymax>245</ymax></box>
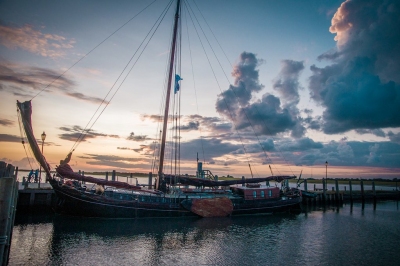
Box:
<box><xmin>17</xmin><ymin>0</ymin><xmax>302</xmax><ymax>218</ymax></box>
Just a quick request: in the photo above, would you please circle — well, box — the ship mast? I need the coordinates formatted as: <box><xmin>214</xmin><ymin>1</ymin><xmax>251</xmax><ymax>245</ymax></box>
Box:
<box><xmin>156</xmin><ymin>0</ymin><xmax>181</xmax><ymax>190</ymax></box>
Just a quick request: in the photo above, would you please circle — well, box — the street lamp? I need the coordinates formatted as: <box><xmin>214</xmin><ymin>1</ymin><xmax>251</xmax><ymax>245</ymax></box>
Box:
<box><xmin>39</xmin><ymin>131</ymin><xmax>46</xmax><ymax>188</ymax></box>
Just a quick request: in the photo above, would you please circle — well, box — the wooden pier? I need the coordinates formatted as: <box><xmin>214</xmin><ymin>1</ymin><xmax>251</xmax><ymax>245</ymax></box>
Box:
<box><xmin>299</xmin><ymin>178</ymin><xmax>400</xmax><ymax>205</ymax></box>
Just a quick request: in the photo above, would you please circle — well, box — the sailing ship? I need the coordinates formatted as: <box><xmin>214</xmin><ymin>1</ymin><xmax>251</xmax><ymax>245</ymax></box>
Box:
<box><xmin>17</xmin><ymin>0</ymin><xmax>302</xmax><ymax>218</ymax></box>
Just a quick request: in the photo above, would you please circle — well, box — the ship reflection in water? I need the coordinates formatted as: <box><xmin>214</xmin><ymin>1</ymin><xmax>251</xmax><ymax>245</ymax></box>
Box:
<box><xmin>9</xmin><ymin>201</ymin><xmax>400</xmax><ymax>266</ymax></box>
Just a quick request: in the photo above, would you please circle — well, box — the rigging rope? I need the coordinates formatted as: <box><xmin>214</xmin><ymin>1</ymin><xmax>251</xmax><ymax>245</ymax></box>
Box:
<box><xmin>30</xmin><ymin>0</ymin><xmax>158</xmax><ymax>101</ymax></box>
<box><xmin>69</xmin><ymin>0</ymin><xmax>174</xmax><ymax>154</ymax></box>
<box><xmin>183</xmin><ymin>4</ymin><xmax>206</xmax><ymax>164</ymax></box>
<box><xmin>186</xmin><ymin>0</ymin><xmax>295</xmax><ymax>176</ymax></box>
<box><xmin>184</xmin><ymin>1</ymin><xmax>257</xmax><ymax>176</ymax></box>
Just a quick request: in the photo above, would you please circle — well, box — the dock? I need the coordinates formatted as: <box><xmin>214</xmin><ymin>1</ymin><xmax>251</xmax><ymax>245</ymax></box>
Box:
<box><xmin>298</xmin><ymin>178</ymin><xmax>400</xmax><ymax>205</ymax></box>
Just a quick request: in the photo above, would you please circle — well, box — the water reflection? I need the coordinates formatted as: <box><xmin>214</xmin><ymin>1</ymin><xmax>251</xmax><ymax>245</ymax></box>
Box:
<box><xmin>10</xmin><ymin>202</ymin><xmax>400</xmax><ymax>266</ymax></box>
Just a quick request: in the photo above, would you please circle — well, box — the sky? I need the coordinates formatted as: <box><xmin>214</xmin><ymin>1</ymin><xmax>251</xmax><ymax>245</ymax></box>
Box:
<box><xmin>1</xmin><ymin>0</ymin><xmax>400</xmax><ymax>180</ymax></box>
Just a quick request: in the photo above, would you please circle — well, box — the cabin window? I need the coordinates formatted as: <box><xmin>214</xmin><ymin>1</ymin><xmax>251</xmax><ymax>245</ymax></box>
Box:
<box><xmin>261</xmin><ymin>191</ymin><xmax>265</xmax><ymax>198</ymax></box>
<box><xmin>253</xmin><ymin>191</ymin><xmax>257</xmax><ymax>198</ymax></box>
<box><xmin>268</xmin><ymin>190</ymin><xmax>272</xmax><ymax>197</ymax></box>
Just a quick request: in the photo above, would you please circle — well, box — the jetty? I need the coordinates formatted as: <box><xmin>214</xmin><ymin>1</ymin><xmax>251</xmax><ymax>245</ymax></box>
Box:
<box><xmin>297</xmin><ymin>178</ymin><xmax>400</xmax><ymax>204</ymax></box>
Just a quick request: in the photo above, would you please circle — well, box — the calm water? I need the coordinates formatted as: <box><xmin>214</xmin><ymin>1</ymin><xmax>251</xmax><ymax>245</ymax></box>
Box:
<box><xmin>9</xmin><ymin>201</ymin><xmax>400</xmax><ymax>266</ymax></box>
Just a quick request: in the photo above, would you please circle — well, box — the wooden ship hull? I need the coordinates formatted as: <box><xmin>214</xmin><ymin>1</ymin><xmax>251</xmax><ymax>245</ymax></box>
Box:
<box><xmin>50</xmin><ymin>178</ymin><xmax>302</xmax><ymax>218</ymax></box>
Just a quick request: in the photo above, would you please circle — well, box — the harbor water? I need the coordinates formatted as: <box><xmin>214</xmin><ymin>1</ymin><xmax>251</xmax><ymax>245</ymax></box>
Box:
<box><xmin>8</xmin><ymin>201</ymin><xmax>400</xmax><ymax>265</ymax></box>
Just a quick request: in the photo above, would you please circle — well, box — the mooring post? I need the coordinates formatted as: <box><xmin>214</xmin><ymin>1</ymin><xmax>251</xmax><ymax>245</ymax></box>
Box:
<box><xmin>304</xmin><ymin>179</ymin><xmax>308</xmax><ymax>191</ymax></box>
<box><xmin>349</xmin><ymin>180</ymin><xmax>353</xmax><ymax>203</ymax></box>
<box><xmin>112</xmin><ymin>170</ymin><xmax>116</xmax><ymax>181</ymax></box>
<box><xmin>372</xmin><ymin>181</ymin><xmax>376</xmax><ymax>203</ymax></box>
<box><xmin>105</xmin><ymin>171</ymin><xmax>108</xmax><ymax>181</ymax></box>
<box><xmin>148</xmin><ymin>172</ymin><xmax>152</xmax><ymax>188</ymax></box>
<box><xmin>335</xmin><ymin>179</ymin><xmax>339</xmax><ymax>202</ymax></box>
<box><xmin>242</xmin><ymin>176</ymin><xmax>245</xmax><ymax>187</ymax></box>
<box><xmin>323</xmin><ymin>179</ymin><xmax>327</xmax><ymax>203</ymax></box>
<box><xmin>360</xmin><ymin>180</ymin><xmax>365</xmax><ymax>202</ymax></box>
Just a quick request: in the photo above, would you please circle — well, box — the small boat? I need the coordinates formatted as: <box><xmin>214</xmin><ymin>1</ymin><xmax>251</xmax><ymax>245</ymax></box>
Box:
<box><xmin>17</xmin><ymin>0</ymin><xmax>302</xmax><ymax>218</ymax></box>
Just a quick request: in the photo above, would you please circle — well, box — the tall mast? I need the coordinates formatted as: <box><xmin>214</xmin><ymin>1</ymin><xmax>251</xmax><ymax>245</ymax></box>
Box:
<box><xmin>157</xmin><ymin>0</ymin><xmax>181</xmax><ymax>190</ymax></box>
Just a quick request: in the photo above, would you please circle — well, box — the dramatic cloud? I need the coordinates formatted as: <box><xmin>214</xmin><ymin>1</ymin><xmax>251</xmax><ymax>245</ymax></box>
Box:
<box><xmin>0</xmin><ymin>119</ymin><xmax>14</xmax><ymax>127</ymax></box>
<box><xmin>0</xmin><ymin>23</ymin><xmax>75</xmax><ymax>58</ymax></box>
<box><xmin>0</xmin><ymin>61</ymin><xmax>107</xmax><ymax>104</ymax></box>
<box><xmin>216</xmin><ymin>52</ymin><xmax>305</xmax><ymax>138</ymax></box>
<box><xmin>309</xmin><ymin>0</ymin><xmax>400</xmax><ymax>134</ymax></box>
<box><xmin>216</xmin><ymin>52</ymin><xmax>264</xmax><ymax>119</ymax></box>
<box><xmin>59</xmin><ymin>125</ymin><xmax>119</xmax><ymax>142</ymax></box>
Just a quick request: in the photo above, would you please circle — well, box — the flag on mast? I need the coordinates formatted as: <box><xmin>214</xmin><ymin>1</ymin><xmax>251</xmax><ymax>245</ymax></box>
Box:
<box><xmin>174</xmin><ymin>74</ymin><xmax>183</xmax><ymax>94</ymax></box>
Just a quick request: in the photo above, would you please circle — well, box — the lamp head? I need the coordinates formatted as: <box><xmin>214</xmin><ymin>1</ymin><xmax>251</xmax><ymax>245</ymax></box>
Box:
<box><xmin>41</xmin><ymin>131</ymin><xmax>46</xmax><ymax>141</ymax></box>
<box><xmin>325</xmin><ymin>161</ymin><xmax>328</xmax><ymax>166</ymax></box>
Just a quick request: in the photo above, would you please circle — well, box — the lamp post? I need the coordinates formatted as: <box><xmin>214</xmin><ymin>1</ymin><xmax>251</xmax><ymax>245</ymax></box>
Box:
<box><xmin>39</xmin><ymin>131</ymin><xmax>46</xmax><ymax>188</ymax></box>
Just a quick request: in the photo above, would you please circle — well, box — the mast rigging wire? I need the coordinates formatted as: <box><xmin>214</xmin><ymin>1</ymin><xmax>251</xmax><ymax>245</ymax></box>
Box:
<box><xmin>30</xmin><ymin>0</ymin><xmax>158</xmax><ymax>101</ymax></box>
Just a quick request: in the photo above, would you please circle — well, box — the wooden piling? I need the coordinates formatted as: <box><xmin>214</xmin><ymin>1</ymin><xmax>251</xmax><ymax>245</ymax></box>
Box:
<box><xmin>304</xmin><ymin>179</ymin><xmax>308</xmax><ymax>191</ymax></box>
<box><xmin>335</xmin><ymin>179</ymin><xmax>339</xmax><ymax>202</ymax></box>
<box><xmin>323</xmin><ymin>179</ymin><xmax>327</xmax><ymax>203</ymax></box>
<box><xmin>349</xmin><ymin>180</ymin><xmax>353</xmax><ymax>202</ymax></box>
<box><xmin>0</xmin><ymin>162</ymin><xmax>19</xmax><ymax>266</ymax></box>
<box><xmin>360</xmin><ymin>180</ymin><xmax>365</xmax><ymax>202</ymax></box>
<box><xmin>148</xmin><ymin>172</ymin><xmax>153</xmax><ymax>188</ymax></box>
<box><xmin>372</xmin><ymin>181</ymin><xmax>376</xmax><ymax>203</ymax></box>
<box><xmin>112</xmin><ymin>170</ymin><xmax>116</xmax><ymax>181</ymax></box>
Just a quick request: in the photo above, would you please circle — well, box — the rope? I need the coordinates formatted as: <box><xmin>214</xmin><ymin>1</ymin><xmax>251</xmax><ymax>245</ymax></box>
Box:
<box><xmin>70</xmin><ymin>0</ymin><xmax>174</xmax><ymax>153</ymax></box>
<box><xmin>30</xmin><ymin>0</ymin><xmax>158</xmax><ymax>101</ymax></box>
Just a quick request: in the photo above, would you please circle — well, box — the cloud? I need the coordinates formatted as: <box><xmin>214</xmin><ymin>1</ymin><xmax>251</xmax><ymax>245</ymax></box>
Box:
<box><xmin>79</xmin><ymin>153</ymin><xmax>151</xmax><ymax>170</ymax></box>
<box><xmin>388</xmin><ymin>131</ymin><xmax>400</xmax><ymax>143</ymax></box>
<box><xmin>355</xmin><ymin>128</ymin><xmax>386</xmax><ymax>137</ymax></box>
<box><xmin>127</xmin><ymin>132</ymin><xmax>147</xmax><ymax>142</ymax></box>
<box><xmin>216</xmin><ymin>52</ymin><xmax>264</xmax><ymax>119</ymax></box>
<box><xmin>273</xmin><ymin>60</ymin><xmax>305</xmax><ymax>106</ymax></box>
<box><xmin>0</xmin><ymin>23</ymin><xmax>75</xmax><ymax>58</ymax></box>
<box><xmin>309</xmin><ymin>0</ymin><xmax>400</xmax><ymax>134</ymax></box>
<box><xmin>0</xmin><ymin>134</ymin><xmax>21</xmax><ymax>143</ymax></box>
<box><xmin>367</xmin><ymin>143</ymin><xmax>380</xmax><ymax>163</ymax></box>
<box><xmin>216</xmin><ymin>53</ymin><xmax>305</xmax><ymax>138</ymax></box>
<box><xmin>0</xmin><ymin>119</ymin><xmax>14</xmax><ymax>127</ymax></box>
<box><xmin>0</xmin><ymin>61</ymin><xmax>107</xmax><ymax>104</ymax></box>
<box><xmin>179</xmin><ymin>138</ymin><xmax>242</xmax><ymax>162</ymax></box>
<box><xmin>59</xmin><ymin>125</ymin><xmax>119</xmax><ymax>142</ymax></box>
<box><xmin>278</xmin><ymin>138</ymin><xmax>323</xmax><ymax>152</ymax></box>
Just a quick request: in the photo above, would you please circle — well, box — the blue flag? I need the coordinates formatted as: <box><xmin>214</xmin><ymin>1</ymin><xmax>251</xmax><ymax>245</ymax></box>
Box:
<box><xmin>174</xmin><ymin>74</ymin><xmax>183</xmax><ymax>94</ymax></box>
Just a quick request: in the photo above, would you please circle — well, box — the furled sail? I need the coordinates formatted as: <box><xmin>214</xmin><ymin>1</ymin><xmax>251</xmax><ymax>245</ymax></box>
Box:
<box><xmin>164</xmin><ymin>174</ymin><xmax>295</xmax><ymax>187</ymax></box>
<box><xmin>56</xmin><ymin>164</ymin><xmax>162</xmax><ymax>195</ymax></box>
<box><xmin>17</xmin><ymin>100</ymin><xmax>52</xmax><ymax>178</ymax></box>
